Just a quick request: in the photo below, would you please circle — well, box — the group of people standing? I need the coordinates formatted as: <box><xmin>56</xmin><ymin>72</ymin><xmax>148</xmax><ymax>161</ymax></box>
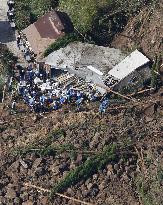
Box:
<box><xmin>16</xmin><ymin>33</ymin><xmax>36</xmax><ymax>62</ymax></box>
<box><xmin>11</xmin><ymin>63</ymin><xmax>109</xmax><ymax>116</ymax></box>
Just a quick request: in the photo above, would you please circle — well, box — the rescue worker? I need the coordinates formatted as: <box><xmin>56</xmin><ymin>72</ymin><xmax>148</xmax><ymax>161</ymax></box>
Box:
<box><xmin>99</xmin><ymin>97</ymin><xmax>109</xmax><ymax>117</ymax></box>
<box><xmin>40</xmin><ymin>94</ymin><xmax>46</xmax><ymax>105</ymax></box>
<box><xmin>76</xmin><ymin>97</ymin><xmax>84</xmax><ymax>111</ymax></box>
<box><xmin>53</xmin><ymin>100</ymin><xmax>59</xmax><ymax>110</ymax></box>
<box><xmin>7</xmin><ymin>9</ymin><xmax>14</xmax><ymax>22</ymax></box>
<box><xmin>60</xmin><ymin>95</ymin><xmax>66</xmax><ymax>105</ymax></box>
<box><xmin>11</xmin><ymin>100</ymin><xmax>16</xmax><ymax>113</ymax></box>
<box><xmin>7</xmin><ymin>0</ymin><xmax>15</xmax><ymax>11</ymax></box>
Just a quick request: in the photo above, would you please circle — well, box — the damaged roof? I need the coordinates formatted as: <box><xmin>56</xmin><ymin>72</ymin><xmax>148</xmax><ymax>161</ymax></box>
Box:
<box><xmin>44</xmin><ymin>42</ymin><xmax>126</xmax><ymax>73</ymax></box>
<box><xmin>108</xmin><ymin>49</ymin><xmax>150</xmax><ymax>80</ymax></box>
<box><xmin>22</xmin><ymin>11</ymin><xmax>65</xmax><ymax>59</ymax></box>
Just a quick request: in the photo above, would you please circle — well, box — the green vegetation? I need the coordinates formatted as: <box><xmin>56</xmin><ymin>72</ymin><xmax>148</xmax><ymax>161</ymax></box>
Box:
<box><xmin>157</xmin><ymin>167</ymin><xmax>163</xmax><ymax>185</ymax></box>
<box><xmin>0</xmin><ymin>76</ymin><xmax>5</xmax><ymax>101</ymax></box>
<box><xmin>48</xmin><ymin>128</ymin><xmax>66</xmax><ymax>140</ymax></box>
<box><xmin>150</xmin><ymin>55</ymin><xmax>161</xmax><ymax>89</ymax></box>
<box><xmin>0</xmin><ymin>49</ymin><xmax>17</xmax><ymax>76</ymax></box>
<box><xmin>135</xmin><ymin>156</ymin><xmax>163</xmax><ymax>205</ymax></box>
<box><xmin>136</xmin><ymin>177</ymin><xmax>154</xmax><ymax>205</ymax></box>
<box><xmin>50</xmin><ymin>144</ymin><xmax>116</xmax><ymax>195</ymax></box>
<box><xmin>14</xmin><ymin>0</ymin><xmax>159</xmax><ymax>55</ymax></box>
<box><xmin>59</xmin><ymin>0</ymin><xmax>152</xmax><ymax>44</ymax></box>
<box><xmin>59</xmin><ymin>0</ymin><xmax>105</xmax><ymax>33</ymax></box>
<box><xmin>44</xmin><ymin>33</ymin><xmax>83</xmax><ymax>56</ymax></box>
<box><xmin>12</xmin><ymin>128</ymin><xmax>81</xmax><ymax>159</ymax></box>
<box><xmin>12</xmin><ymin>128</ymin><xmax>66</xmax><ymax>156</ymax></box>
<box><xmin>14</xmin><ymin>0</ymin><xmax>58</xmax><ymax>30</ymax></box>
<box><xmin>0</xmin><ymin>44</ymin><xmax>17</xmax><ymax>101</ymax></box>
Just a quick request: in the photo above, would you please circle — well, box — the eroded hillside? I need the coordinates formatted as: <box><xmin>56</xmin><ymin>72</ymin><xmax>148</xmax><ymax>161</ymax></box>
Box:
<box><xmin>0</xmin><ymin>88</ymin><xmax>163</xmax><ymax>205</ymax></box>
<box><xmin>111</xmin><ymin>2</ymin><xmax>163</xmax><ymax>59</ymax></box>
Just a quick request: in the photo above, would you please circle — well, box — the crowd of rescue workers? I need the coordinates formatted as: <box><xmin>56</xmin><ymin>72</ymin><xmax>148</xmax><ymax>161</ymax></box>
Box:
<box><xmin>9</xmin><ymin>63</ymin><xmax>109</xmax><ymax>116</ymax></box>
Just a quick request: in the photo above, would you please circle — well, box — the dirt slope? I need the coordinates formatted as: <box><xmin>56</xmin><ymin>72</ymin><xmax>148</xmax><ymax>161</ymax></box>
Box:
<box><xmin>111</xmin><ymin>2</ymin><xmax>163</xmax><ymax>60</ymax></box>
<box><xmin>0</xmin><ymin>88</ymin><xmax>163</xmax><ymax>205</ymax></box>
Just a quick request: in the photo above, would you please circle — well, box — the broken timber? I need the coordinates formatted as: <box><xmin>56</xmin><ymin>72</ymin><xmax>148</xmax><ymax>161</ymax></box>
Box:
<box><xmin>24</xmin><ymin>183</ymin><xmax>94</xmax><ymax>205</ymax></box>
<box><xmin>128</xmin><ymin>88</ymin><xmax>155</xmax><ymax>97</ymax></box>
<box><xmin>96</xmin><ymin>83</ymin><xmax>137</xmax><ymax>102</ymax></box>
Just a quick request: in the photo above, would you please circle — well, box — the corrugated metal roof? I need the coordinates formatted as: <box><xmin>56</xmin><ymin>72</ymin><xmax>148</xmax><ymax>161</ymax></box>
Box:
<box><xmin>108</xmin><ymin>50</ymin><xmax>150</xmax><ymax>80</ymax></box>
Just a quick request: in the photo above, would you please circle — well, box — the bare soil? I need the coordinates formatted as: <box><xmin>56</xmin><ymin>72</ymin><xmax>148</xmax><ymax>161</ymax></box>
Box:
<box><xmin>0</xmin><ymin>88</ymin><xmax>163</xmax><ymax>205</ymax></box>
<box><xmin>111</xmin><ymin>2</ymin><xmax>163</xmax><ymax>60</ymax></box>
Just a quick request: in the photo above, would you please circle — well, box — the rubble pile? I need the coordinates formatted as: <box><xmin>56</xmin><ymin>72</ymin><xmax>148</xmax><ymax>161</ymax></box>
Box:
<box><xmin>0</xmin><ymin>87</ymin><xmax>163</xmax><ymax>204</ymax></box>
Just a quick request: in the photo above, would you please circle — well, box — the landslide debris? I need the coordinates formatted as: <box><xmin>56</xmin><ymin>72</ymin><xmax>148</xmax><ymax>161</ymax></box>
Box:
<box><xmin>0</xmin><ymin>88</ymin><xmax>163</xmax><ymax>205</ymax></box>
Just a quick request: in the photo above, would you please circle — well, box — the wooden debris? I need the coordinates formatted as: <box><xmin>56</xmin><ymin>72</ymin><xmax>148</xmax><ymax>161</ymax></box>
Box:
<box><xmin>24</xmin><ymin>183</ymin><xmax>94</xmax><ymax>205</ymax></box>
<box><xmin>96</xmin><ymin>83</ymin><xmax>137</xmax><ymax>102</ymax></box>
<box><xmin>19</xmin><ymin>159</ymin><xmax>28</xmax><ymax>169</ymax></box>
<box><xmin>29</xmin><ymin>148</ymin><xmax>99</xmax><ymax>155</ymax></box>
<box><xmin>128</xmin><ymin>88</ymin><xmax>154</xmax><ymax>97</ymax></box>
<box><xmin>134</xmin><ymin>146</ymin><xmax>147</xmax><ymax>177</ymax></box>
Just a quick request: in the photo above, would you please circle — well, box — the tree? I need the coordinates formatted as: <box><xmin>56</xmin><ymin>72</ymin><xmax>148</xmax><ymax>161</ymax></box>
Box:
<box><xmin>59</xmin><ymin>0</ymin><xmax>100</xmax><ymax>33</ymax></box>
<box><xmin>14</xmin><ymin>0</ymin><xmax>56</xmax><ymax>30</ymax></box>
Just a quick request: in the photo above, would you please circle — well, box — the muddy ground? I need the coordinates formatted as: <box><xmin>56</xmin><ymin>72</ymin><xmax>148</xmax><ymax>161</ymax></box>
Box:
<box><xmin>0</xmin><ymin>88</ymin><xmax>163</xmax><ymax>205</ymax></box>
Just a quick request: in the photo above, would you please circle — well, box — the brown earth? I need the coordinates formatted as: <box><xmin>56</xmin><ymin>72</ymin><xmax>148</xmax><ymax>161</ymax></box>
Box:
<box><xmin>0</xmin><ymin>87</ymin><xmax>163</xmax><ymax>205</ymax></box>
<box><xmin>111</xmin><ymin>2</ymin><xmax>163</xmax><ymax>60</ymax></box>
<box><xmin>0</xmin><ymin>2</ymin><xmax>163</xmax><ymax>204</ymax></box>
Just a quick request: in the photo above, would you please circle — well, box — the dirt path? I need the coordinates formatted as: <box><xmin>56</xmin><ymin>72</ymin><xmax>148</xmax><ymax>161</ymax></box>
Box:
<box><xmin>0</xmin><ymin>0</ymin><xmax>25</xmax><ymax>63</ymax></box>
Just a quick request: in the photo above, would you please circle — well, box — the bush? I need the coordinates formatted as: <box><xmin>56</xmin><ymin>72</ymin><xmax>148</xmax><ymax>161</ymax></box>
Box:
<box><xmin>59</xmin><ymin>0</ymin><xmax>101</xmax><ymax>33</ymax></box>
<box><xmin>14</xmin><ymin>0</ymin><xmax>57</xmax><ymax>30</ymax></box>
<box><xmin>0</xmin><ymin>44</ymin><xmax>17</xmax><ymax>101</ymax></box>
<box><xmin>44</xmin><ymin>33</ymin><xmax>83</xmax><ymax>56</ymax></box>
<box><xmin>150</xmin><ymin>55</ymin><xmax>161</xmax><ymax>89</ymax></box>
<box><xmin>0</xmin><ymin>50</ymin><xmax>17</xmax><ymax>76</ymax></box>
<box><xmin>59</xmin><ymin>0</ymin><xmax>153</xmax><ymax>45</ymax></box>
<box><xmin>0</xmin><ymin>75</ymin><xmax>5</xmax><ymax>101</ymax></box>
<box><xmin>50</xmin><ymin>144</ymin><xmax>116</xmax><ymax>195</ymax></box>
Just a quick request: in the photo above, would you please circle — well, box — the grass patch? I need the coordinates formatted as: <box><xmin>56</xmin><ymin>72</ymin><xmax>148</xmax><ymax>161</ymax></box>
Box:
<box><xmin>136</xmin><ymin>177</ymin><xmax>154</xmax><ymax>205</ymax></box>
<box><xmin>12</xmin><ymin>128</ymin><xmax>66</xmax><ymax>156</ymax></box>
<box><xmin>50</xmin><ymin>144</ymin><xmax>116</xmax><ymax>196</ymax></box>
<box><xmin>48</xmin><ymin>128</ymin><xmax>66</xmax><ymax>141</ymax></box>
<box><xmin>44</xmin><ymin>33</ymin><xmax>83</xmax><ymax>56</ymax></box>
<box><xmin>14</xmin><ymin>0</ymin><xmax>55</xmax><ymax>30</ymax></box>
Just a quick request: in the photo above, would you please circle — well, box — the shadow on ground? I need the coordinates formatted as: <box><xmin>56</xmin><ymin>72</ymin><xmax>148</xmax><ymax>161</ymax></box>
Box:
<box><xmin>0</xmin><ymin>20</ymin><xmax>16</xmax><ymax>43</ymax></box>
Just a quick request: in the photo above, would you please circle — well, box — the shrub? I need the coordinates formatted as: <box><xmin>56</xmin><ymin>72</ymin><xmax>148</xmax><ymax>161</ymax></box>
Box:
<box><xmin>150</xmin><ymin>55</ymin><xmax>161</xmax><ymax>89</ymax></box>
<box><xmin>0</xmin><ymin>75</ymin><xmax>5</xmax><ymax>101</ymax></box>
<box><xmin>14</xmin><ymin>0</ymin><xmax>56</xmax><ymax>30</ymax></box>
<box><xmin>0</xmin><ymin>50</ymin><xmax>17</xmax><ymax>76</ymax></box>
<box><xmin>50</xmin><ymin>144</ymin><xmax>116</xmax><ymax>196</ymax></box>
<box><xmin>0</xmin><ymin>44</ymin><xmax>17</xmax><ymax>101</ymax></box>
<box><xmin>44</xmin><ymin>33</ymin><xmax>83</xmax><ymax>56</ymax></box>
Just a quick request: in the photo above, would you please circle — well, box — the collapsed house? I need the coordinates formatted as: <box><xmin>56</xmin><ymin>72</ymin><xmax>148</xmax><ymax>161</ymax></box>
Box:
<box><xmin>43</xmin><ymin>42</ymin><xmax>151</xmax><ymax>93</ymax></box>
<box><xmin>104</xmin><ymin>49</ymin><xmax>151</xmax><ymax>90</ymax></box>
<box><xmin>43</xmin><ymin>42</ymin><xmax>126</xmax><ymax>93</ymax></box>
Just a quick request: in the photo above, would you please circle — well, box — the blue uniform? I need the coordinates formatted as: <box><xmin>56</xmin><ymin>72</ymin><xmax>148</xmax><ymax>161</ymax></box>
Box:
<box><xmin>53</xmin><ymin>101</ymin><xmax>58</xmax><ymax>110</ymax></box>
<box><xmin>99</xmin><ymin>99</ymin><xmax>109</xmax><ymax>113</ymax></box>
<box><xmin>76</xmin><ymin>98</ymin><xmax>83</xmax><ymax>111</ymax></box>
<box><xmin>60</xmin><ymin>96</ymin><xmax>66</xmax><ymax>104</ymax></box>
<box><xmin>40</xmin><ymin>95</ymin><xmax>46</xmax><ymax>104</ymax></box>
